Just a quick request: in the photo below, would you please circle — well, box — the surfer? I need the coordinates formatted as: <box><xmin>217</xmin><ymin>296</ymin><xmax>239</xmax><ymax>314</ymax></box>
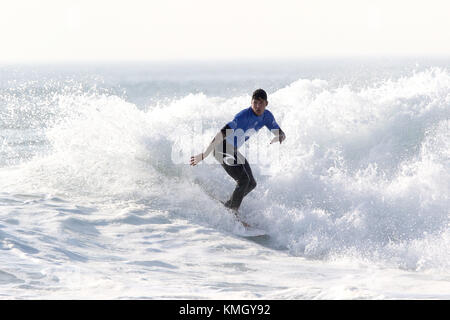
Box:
<box><xmin>190</xmin><ymin>89</ymin><xmax>286</xmax><ymax>218</ymax></box>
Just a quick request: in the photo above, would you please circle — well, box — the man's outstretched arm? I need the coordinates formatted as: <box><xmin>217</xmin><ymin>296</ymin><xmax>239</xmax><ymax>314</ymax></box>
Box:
<box><xmin>190</xmin><ymin>124</ymin><xmax>231</xmax><ymax>166</ymax></box>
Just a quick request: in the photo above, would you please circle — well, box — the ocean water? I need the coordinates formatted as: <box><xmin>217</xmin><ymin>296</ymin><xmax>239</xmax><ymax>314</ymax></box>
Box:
<box><xmin>0</xmin><ymin>58</ymin><xmax>449</xmax><ymax>299</ymax></box>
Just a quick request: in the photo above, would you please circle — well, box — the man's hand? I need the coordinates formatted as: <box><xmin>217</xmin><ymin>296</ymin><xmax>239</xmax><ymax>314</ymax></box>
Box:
<box><xmin>190</xmin><ymin>153</ymin><xmax>204</xmax><ymax>166</ymax></box>
<box><xmin>270</xmin><ymin>130</ymin><xmax>286</xmax><ymax>144</ymax></box>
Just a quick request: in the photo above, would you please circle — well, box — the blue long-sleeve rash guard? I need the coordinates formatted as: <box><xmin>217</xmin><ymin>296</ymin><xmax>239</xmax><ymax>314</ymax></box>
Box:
<box><xmin>222</xmin><ymin>107</ymin><xmax>281</xmax><ymax>149</ymax></box>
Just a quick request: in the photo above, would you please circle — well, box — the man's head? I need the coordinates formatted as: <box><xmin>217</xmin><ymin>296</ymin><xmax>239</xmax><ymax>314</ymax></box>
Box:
<box><xmin>251</xmin><ymin>88</ymin><xmax>268</xmax><ymax>116</ymax></box>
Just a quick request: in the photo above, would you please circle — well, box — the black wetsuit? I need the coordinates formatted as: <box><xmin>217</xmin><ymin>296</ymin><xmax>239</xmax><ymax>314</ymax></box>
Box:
<box><xmin>213</xmin><ymin>133</ymin><xmax>257</xmax><ymax>210</ymax></box>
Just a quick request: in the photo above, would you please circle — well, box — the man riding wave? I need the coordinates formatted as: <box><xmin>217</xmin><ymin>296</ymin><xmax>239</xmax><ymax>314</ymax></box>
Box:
<box><xmin>190</xmin><ymin>89</ymin><xmax>286</xmax><ymax>218</ymax></box>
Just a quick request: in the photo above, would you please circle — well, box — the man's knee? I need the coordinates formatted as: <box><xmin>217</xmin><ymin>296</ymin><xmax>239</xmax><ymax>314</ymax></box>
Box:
<box><xmin>239</xmin><ymin>176</ymin><xmax>256</xmax><ymax>190</ymax></box>
<box><xmin>237</xmin><ymin>176</ymin><xmax>250</xmax><ymax>188</ymax></box>
<box><xmin>248</xmin><ymin>179</ymin><xmax>257</xmax><ymax>191</ymax></box>
<box><xmin>237</xmin><ymin>171</ymin><xmax>253</xmax><ymax>187</ymax></box>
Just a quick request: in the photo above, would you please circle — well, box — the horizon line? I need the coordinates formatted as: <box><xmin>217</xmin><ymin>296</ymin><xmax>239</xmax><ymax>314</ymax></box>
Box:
<box><xmin>1</xmin><ymin>54</ymin><xmax>450</xmax><ymax>66</ymax></box>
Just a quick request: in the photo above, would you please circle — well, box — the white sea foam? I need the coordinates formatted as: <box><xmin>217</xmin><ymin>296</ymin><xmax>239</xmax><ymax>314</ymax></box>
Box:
<box><xmin>0</xmin><ymin>66</ymin><xmax>449</xmax><ymax>298</ymax></box>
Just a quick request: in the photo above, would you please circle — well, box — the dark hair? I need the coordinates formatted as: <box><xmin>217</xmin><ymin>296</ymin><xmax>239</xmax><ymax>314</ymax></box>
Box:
<box><xmin>252</xmin><ymin>88</ymin><xmax>267</xmax><ymax>101</ymax></box>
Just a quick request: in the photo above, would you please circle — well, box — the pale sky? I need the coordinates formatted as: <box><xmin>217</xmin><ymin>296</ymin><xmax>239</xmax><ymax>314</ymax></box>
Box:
<box><xmin>1</xmin><ymin>0</ymin><xmax>449</xmax><ymax>62</ymax></box>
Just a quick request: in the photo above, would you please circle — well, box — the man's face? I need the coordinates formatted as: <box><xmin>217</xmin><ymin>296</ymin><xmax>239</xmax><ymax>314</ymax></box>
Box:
<box><xmin>251</xmin><ymin>98</ymin><xmax>268</xmax><ymax>116</ymax></box>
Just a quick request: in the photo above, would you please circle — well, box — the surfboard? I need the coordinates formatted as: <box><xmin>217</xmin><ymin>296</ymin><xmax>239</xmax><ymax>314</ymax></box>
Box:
<box><xmin>197</xmin><ymin>182</ymin><xmax>268</xmax><ymax>236</ymax></box>
<box><xmin>209</xmin><ymin>196</ymin><xmax>267</xmax><ymax>236</ymax></box>
<box><xmin>235</xmin><ymin>225</ymin><xmax>267</xmax><ymax>237</ymax></box>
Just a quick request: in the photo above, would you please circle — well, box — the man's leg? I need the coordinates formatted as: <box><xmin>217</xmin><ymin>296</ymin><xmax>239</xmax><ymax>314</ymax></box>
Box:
<box><xmin>241</xmin><ymin>160</ymin><xmax>257</xmax><ymax>198</ymax></box>
<box><xmin>213</xmin><ymin>143</ymin><xmax>257</xmax><ymax>210</ymax></box>
<box><xmin>221</xmin><ymin>161</ymin><xmax>256</xmax><ymax>209</ymax></box>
